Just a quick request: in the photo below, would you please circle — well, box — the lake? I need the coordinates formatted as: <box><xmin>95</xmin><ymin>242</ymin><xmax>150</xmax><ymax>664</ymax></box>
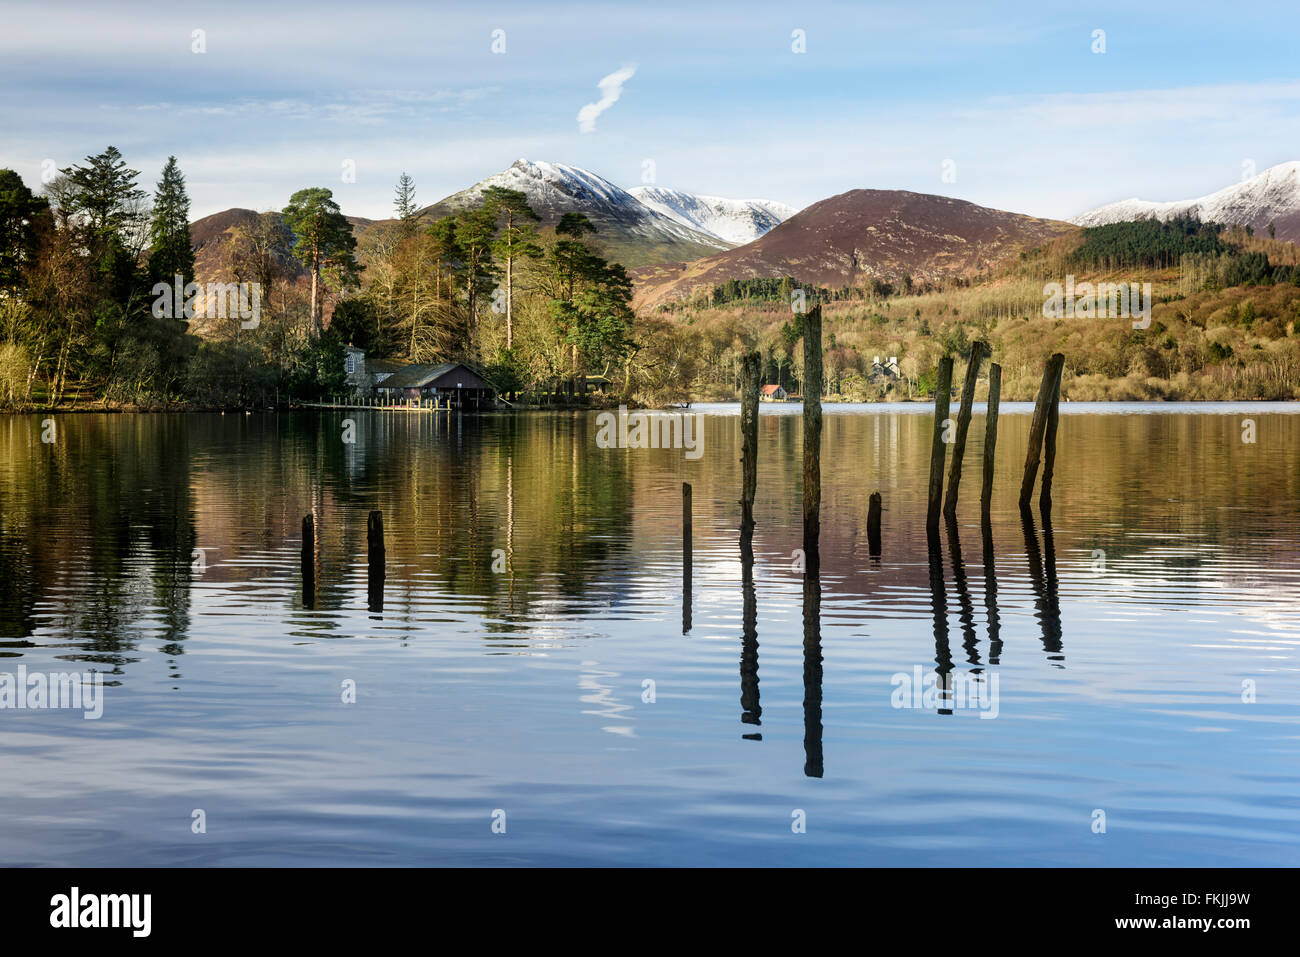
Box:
<box><xmin>1</xmin><ymin>403</ymin><xmax>1298</xmax><ymax>866</ymax></box>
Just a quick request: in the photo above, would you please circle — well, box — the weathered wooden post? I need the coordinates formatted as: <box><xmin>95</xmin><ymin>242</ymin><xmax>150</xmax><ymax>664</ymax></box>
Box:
<box><xmin>867</xmin><ymin>491</ymin><xmax>882</xmax><ymax>557</ymax></box>
<box><xmin>1039</xmin><ymin>359</ymin><xmax>1064</xmax><ymax>515</ymax></box>
<box><xmin>802</xmin><ymin>305</ymin><xmax>823</xmax><ymax>564</ymax></box>
<box><xmin>943</xmin><ymin>341</ymin><xmax>988</xmax><ymax>520</ymax></box>
<box><xmin>740</xmin><ymin>350</ymin><xmax>761</xmax><ymax>536</ymax></box>
<box><xmin>301</xmin><ymin>514</ymin><xmax>315</xmax><ymax>608</ymax></box>
<box><xmin>926</xmin><ymin>356</ymin><xmax>955</xmax><ymax>536</ymax></box>
<box><xmin>1018</xmin><ymin>353</ymin><xmax>1065</xmax><ymax>512</ymax></box>
<box><xmin>682</xmin><ymin>482</ymin><xmax>692</xmax><ymax>634</ymax></box>
<box><xmin>981</xmin><ymin>362</ymin><xmax>1002</xmax><ymax>521</ymax></box>
<box><xmin>367</xmin><ymin>509</ymin><xmax>385</xmax><ymax>613</ymax></box>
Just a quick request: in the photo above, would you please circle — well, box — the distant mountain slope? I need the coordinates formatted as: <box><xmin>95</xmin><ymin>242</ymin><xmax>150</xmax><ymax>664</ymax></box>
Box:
<box><xmin>632</xmin><ymin>189</ymin><xmax>1075</xmax><ymax>309</ymax></box>
<box><xmin>189</xmin><ymin>208</ymin><xmax>261</xmax><ymax>261</ymax></box>
<box><xmin>1072</xmin><ymin>161</ymin><xmax>1300</xmax><ymax>241</ymax></box>
<box><xmin>417</xmin><ymin>158</ymin><xmax>728</xmax><ymax>268</ymax></box>
<box><xmin>627</xmin><ymin>186</ymin><xmax>796</xmax><ymax>245</ymax></box>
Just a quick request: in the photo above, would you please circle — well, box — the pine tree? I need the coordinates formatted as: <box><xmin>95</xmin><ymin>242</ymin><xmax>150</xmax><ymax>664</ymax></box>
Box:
<box><xmin>394</xmin><ymin>173</ymin><xmax>417</xmax><ymax>237</ymax></box>
<box><xmin>0</xmin><ymin>169</ymin><xmax>50</xmax><ymax>292</ymax></box>
<box><xmin>148</xmin><ymin>156</ymin><xmax>194</xmax><ymax>285</ymax></box>
<box><xmin>59</xmin><ymin>146</ymin><xmax>145</xmax><ymax>242</ymax></box>
<box><xmin>282</xmin><ymin>187</ymin><xmax>360</xmax><ymax>337</ymax></box>
<box><xmin>483</xmin><ymin>186</ymin><xmax>540</xmax><ymax>350</ymax></box>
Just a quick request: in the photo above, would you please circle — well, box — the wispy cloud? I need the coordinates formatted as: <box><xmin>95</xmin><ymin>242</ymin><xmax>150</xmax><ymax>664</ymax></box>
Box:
<box><xmin>123</xmin><ymin>89</ymin><xmax>495</xmax><ymax>126</ymax></box>
<box><xmin>577</xmin><ymin>65</ymin><xmax>636</xmax><ymax>134</ymax></box>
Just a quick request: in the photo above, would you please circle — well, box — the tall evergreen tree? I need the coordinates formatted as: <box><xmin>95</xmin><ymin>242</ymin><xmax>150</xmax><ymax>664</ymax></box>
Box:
<box><xmin>482</xmin><ymin>186</ymin><xmax>540</xmax><ymax>350</ymax></box>
<box><xmin>0</xmin><ymin>169</ymin><xmax>50</xmax><ymax>292</ymax></box>
<box><xmin>148</xmin><ymin>156</ymin><xmax>195</xmax><ymax>284</ymax></box>
<box><xmin>59</xmin><ymin>146</ymin><xmax>146</xmax><ymax>243</ymax></box>
<box><xmin>450</xmin><ymin>205</ymin><xmax>498</xmax><ymax>354</ymax></box>
<box><xmin>281</xmin><ymin>187</ymin><xmax>360</xmax><ymax>337</ymax></box>
<box><xmin>394</xmin><ymin>173</ymin><xmax>418</xmax><ymax>237</ymax></box>
<box><xmin>58</xmin><ymin>146</ymin><xmax>149</xmax><ymax>317</ymax></box>
<box><xmin>543</xmin><ymin>213</ymin><xmax>633</xmax><ymax>391</ymax></box>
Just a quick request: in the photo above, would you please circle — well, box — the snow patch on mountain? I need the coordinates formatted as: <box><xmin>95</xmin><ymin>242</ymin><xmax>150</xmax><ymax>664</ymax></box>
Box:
<box><xmin>1071</xmin><ymin>161</ymin><xmax>1300</xmax><ymax>233</ymax></box>
<box><xmin>629</xmin><ymin>186</ymin><xmax>797</xmax><ymax>245</ymax></box>
<box><xmin>442</xmin><ymin>159</ymin><xmax>730</xmax><ymax>249</ymax></box>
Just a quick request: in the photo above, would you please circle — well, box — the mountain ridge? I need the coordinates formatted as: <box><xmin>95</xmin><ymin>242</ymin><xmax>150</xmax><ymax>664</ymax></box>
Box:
<box><xmin>627</xmin><ymin>186</ymin><xmax>795</xmax><ymax>244</ymax></box>
<box><xmin>631</xmin><ymin>188</ymin><xmax>1076</xmax><ymax>310</ymax></box>
<box><xmin>1072</xmin><ymin>161</ymin><xmax>1300</xmax><ymax>241</ymax></box>
<box><xmin>414</xmin><ymin>158</ymin><xmax>730</xmax><ymax>268</ymax></box>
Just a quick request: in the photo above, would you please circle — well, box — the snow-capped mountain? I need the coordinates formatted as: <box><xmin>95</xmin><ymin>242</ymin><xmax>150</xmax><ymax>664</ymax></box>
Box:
<box><xmin>1071</xmin><ymin>161</ymin><xmax>1300</xmax><ymax>241</ymax></box>
<box><xmin>628</xmin><ymin>186</ymin><xmax>797</xmax><ymax>245</ymax></box>
<box><xmin>420</xmin><ymin>159</ymin><xmax>730</xmax><ymax>267</ymax></box>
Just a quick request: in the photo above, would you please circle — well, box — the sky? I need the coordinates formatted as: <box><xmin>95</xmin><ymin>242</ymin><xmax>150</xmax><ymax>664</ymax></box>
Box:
<box><xmin>3</xmin><ymin>0</ymin><xmax>1299</xmax><ymax>222</ymax></box>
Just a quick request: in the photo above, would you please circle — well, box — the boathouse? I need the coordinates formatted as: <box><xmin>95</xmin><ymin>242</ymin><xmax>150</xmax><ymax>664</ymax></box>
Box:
<box><xmin>373</xmin><ymin>362</ymin><xmax>497</xmax><ymax>408</ymax></box>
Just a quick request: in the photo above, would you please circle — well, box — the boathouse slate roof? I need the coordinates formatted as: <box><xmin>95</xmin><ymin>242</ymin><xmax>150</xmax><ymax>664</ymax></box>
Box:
<box><xmin>376</xmin><ymin>362</ymin><xmax>495</xmax><ymax>391</ymax></box>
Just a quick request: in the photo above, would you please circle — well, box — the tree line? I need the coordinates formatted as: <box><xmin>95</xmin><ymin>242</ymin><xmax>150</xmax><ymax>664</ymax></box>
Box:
<box><xmin>0</xmin><ymin>148</ymin><xmax>669</xmax><ymax>408</ymax></box>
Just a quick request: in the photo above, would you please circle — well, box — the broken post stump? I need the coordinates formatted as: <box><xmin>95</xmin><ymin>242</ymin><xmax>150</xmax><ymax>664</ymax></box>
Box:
<box><xmin>367</xmin><ymin>509</ymin><xmax>385</xmax><ymax>612</ymax></box>
<box><xmin>802</xmin><ymin>305</ymin><xmax>823</xmax><ymax>565</ymax></box>
<box><xmin>740</xmin><ymin>350</ymin><xmax>761</xmax><ymax>534</ymax></box>
<box><xmin>981</xmin><ymin>362</ymin><xmax>1002</xmax><ymax>520</ymax></box>
<box><xmin>943</xmin><ymin>341</ymin><xmax>989</xmax><ymax>520</ymax></box>
<box><xmin>926</xmin><ymin>356</ymin><xmax>955</xmax><ymax>535</ymax></box>
<box><xmin>1019</xmin><ymin>353</ymin><xmax>1065</xmax><ymax>512</ymax></box>
<box><xmin>867</xmin><ymin>491</ymin><xmax>882</xmax><ymax>557</ymax></box>
<box><xmin>301</xmin><ymin>514</ymin><xmax>315</xmax><ymax>608</ymax></box>
<box><xmin>1039</xmin><ymin>360</ymin><xmax>1064</xmax><ymax>516</ymax></box>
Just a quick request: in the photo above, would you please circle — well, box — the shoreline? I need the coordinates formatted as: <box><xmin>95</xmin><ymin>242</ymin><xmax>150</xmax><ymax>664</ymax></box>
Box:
<box><xmin>3</xmin><ymin>395</ymin><xmax>1298</xmax><ymax>415</ymax></box>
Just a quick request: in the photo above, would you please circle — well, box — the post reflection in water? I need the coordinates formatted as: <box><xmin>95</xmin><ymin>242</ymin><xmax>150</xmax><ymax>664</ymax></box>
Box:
<box><xmin>682</xmin><ymin>561</ymin><xmax>692</xmax><ymax>636</ymax></box>
<box><xmin>5</xmin><ymin>408</ymin><xmax>1300</xmax><ymax>866</ymax></box>
<box><xmin>802</xmin><ymin>554</ymin><xmax>824</xmax><ymax>779</ymax></box>
<box><xmin>1020</xmin><ymin>506</ymin><xmax>1064</xmax><ymax>663</ymax></box>
<box><xmin>739</xmin><ymin>528</ymin><xmax>761</xmax><ymax>739</ymax></box>
<box><xmin>927</xmin><ymin>529</ymin><xmax>954</xmax><ymax>715</ymax></box>
<box><xmin>682</xmin><ymin>484</ymin><xmax>693</xmax><ymax>636</ymax></box>
<box><xmin>944</xmin><ymin>515</ymin><xmax>981</xmax><ymax>670</ymax></box>
<box><xmin>982</xmin><ymin>516</ymin><xmax>1002</xmax><ymax>665</ymax></box>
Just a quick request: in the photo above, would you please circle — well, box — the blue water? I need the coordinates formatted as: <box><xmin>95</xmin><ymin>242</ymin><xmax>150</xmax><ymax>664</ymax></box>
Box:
<box><xmin>0</xmin><ymin>406</ymin><xmax>1297</xmax><ymax>865</ymax></box>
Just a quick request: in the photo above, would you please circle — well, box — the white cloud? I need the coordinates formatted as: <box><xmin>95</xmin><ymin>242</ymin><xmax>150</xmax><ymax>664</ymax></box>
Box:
<box><xmin>577</xmin><ymin>65</ymin><xmax>636</xmax><ymax>134</ymax></box>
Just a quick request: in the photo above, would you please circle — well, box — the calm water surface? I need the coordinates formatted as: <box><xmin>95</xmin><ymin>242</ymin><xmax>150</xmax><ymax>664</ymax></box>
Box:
<box><xmin>1</xmin><ymin>402</ymin><xmax>1298</xmax><ymax>866</ymax></box>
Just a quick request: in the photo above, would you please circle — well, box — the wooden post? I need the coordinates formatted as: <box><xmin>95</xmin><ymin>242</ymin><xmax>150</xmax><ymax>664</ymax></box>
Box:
<box><xmin>802</xmin><ymin>304</ymin><xmax>823</xmax><ymax>562</ymax></box>
<box><xmin>981</xmin><ymin>362</ymin><xmax>1002</xmax><ymax>520</ymax></box>
<box><xmin>301</xmin><ymin>515</ymin><xmax>315</xmax><ymax>608</ymax></box>
<box><xmin>682</xmin><ymin>482</ymin><xmax>692</xmax><ymax>563</ymax></box>
<box><xmin>367</xmin><ymin>509</ymin><xmax>385</xmax><ymax>613</ymax></box>
<box><xmin>740</xmin><ymin>350</ymin><xmax>761</xmax><ymax>535</ymax></box>
<box><xmin>943</xmin><ymin>341</ymin><xmax>988</xmax><ymax>520</ymax></box>
<box><xmin>1018</xmin><ymin>353</ymin><xmax>1065</xmax><ymax>511</ymax></box>
<box><xmin>682</xmin><ymin>482</ymin><xmax>692</xmax><ymax>634</ymax></box>
<box><xmin>867</xmin><ymin>491</ymin><xmax>882</xmax><ymax>557</ymax></box>
<box><xmin>926</xmin><ymin>356</ymin><xmax>954</xmax><ymax>536</ymax></box>
<box><xmin>1040</xmin><ymin>359</ymin><xmax>1064</xmax><ymax>515</ymax></box>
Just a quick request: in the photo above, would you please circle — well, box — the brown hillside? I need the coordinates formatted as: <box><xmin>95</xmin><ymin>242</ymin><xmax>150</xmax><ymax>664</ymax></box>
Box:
<box><xmin>632</xmin><ymin>189</ymin><xmax>1076</xmax><ymax>309</ymax></box>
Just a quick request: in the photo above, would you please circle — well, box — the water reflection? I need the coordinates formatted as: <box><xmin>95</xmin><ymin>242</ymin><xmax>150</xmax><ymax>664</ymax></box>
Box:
<box><xmin>926</xmin><ymin>531</ymin><xmax>953</xmax><ymax>714</ymax></box>
<box><xmin>945</xmin><ymin>515</ymin><xmax>981</xmax><ymax>669</ymax></box>
<box><xmin>3</xmin><ymin>408</ymin><xmax>1300</xmax><ymax>866</ymax></box>
<box><xmin>1021</xmin><ymin>506</ymin><xmax>1064</xmax><ymax>663</ymax></box>
<box><xmin>982</xmin><ymin>517</ymin><xmax>1002</xmax><ymax>665</ymax></box>
<box><xmin>739</xmin><ymin>528</ymin><xmax>761</xmax><ymax>737</ymax></box>
<box><xmin>802</xmin><ymin>558</ymin><xmax>823</xmax><ymax>779</ymax></box>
